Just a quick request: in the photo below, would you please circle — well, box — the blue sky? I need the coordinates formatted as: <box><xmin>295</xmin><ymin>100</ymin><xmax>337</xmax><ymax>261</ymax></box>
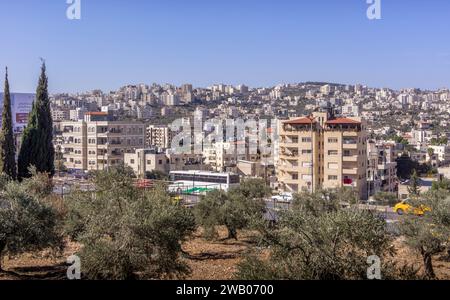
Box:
<box><xmin>1</xmin><ymin>0</ymin><xmax>449</xmax><ymax>93</ymax></box>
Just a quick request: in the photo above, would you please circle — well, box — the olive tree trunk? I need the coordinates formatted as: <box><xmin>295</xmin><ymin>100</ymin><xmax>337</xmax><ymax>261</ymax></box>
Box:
<box><xmin>227</xmin><ymin>227</ymin><xmax>238</xmax><ymax>240</ymax></box>
<box><xmin>0</xmin><ymin>240</ymin><xmax>6</xmax><ymax>272</ymax></box>
<box><xmin>421</xmin><ymin>248</ymin><xmax>436</xmax><ymax>279</ymax></box>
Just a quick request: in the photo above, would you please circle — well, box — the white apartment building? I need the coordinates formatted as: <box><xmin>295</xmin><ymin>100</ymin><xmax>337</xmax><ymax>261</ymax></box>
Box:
<box><xmin>429</xmin><ymin>145</ymin><xmax>450</xmax><ymax>166</ymax></box>
<box><xmin>51</xmin><ymin>109</ymin><xmax>70</xmax><ymax>122</ymax></box>
<box><xmin>69</xmin><ymin>107</ymin><xmax>87</xmax><ymax>121</ymax></box>
<box><xmin>146</xmin><ymin>125</ymin><xmax>173</xmax><ymax>149</ymax></box>
<box><xmin>203</xmin><ymin>142</ymin><xmax>248</xmax><ymax>172</ymax></box>
<box><xmin>367</xmin><ymin>141</ymin><xmax>398</xmax><ymax>196</ymax></box>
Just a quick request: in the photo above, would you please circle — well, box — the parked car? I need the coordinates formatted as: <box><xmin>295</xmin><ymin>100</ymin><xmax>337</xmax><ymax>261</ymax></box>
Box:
<box><xmin>393</xmin><ymin>199</ymin><xmax>431</xmax><ymax>216</ymax></box>
<box><xmin>271</xmin><ymin>192</ymin><xmax>294</xmax><ymax>202</ymax></box>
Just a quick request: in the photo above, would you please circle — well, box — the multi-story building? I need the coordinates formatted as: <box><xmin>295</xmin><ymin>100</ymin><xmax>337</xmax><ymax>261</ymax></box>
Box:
<box><xmin>277</xmin><ymin>111</ymin><xmax>368</xmax><ymax>199</ymax></box>
<box><xmin>61</xmin><ymin>112</ymin><xmax>145</xmax><ymax>171</ymax></box>
<box><xmin>69</xmin><ymin>107</ymin><xmax>87</xmax><ymax>121</ymax></box>
<box><xmin>203</xmin><ymin>142</ymin><xmax>246</xmax><ymax>172</ymax></box>
<box><xmin>429</xmin><ymin>145</ymin><xmax>450</xmax><ymax>166</ymax></box>
<box><xmin>124</xmin><ymin>148</ymin><xmax>205</xmax><ymax>178</ymax></box>
<box><xmin>367</xmin><ymin>141</ymin><xmax>398</xmax><ymax>196</ymax></box>
<box><xmin>51</xmin><ymin>108</ymin><xmax>70</xmax><ymax>122</ymax></box>
<box><xmin>146</xmin><ymin>125</ymin><xmax>173</xmax><ymax>149</ymax></box>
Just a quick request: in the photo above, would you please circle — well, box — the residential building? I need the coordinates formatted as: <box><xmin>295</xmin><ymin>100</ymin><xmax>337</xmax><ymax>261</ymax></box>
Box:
<box><xmin>277</xmin><ymin>111</ymin><xmax>368</xmax><ymax>199</ymax></box>
<box><xmin>429</xmin><ymin>145</ymin><xmax>450</xmax><ymax>166</ymax></box>
<box><xmin>51</xmin><ymin>109</ymin><xmax>70</xmax><ymax>121</ymax></box>
<box><xmin>203</xmin><ymin>142</ymin><xmax>245</xmax><ymax>172</ymax></box>
<box><xmin>60</xmin><ymin>112</ymin><xmax>145</xmax><ymax>171</ymax></box>
<box><xmin>146</xmin><ymin>125</ymin><xmax>173</xmax><ymax>149</ymax></box>
<box><xmin>124</xmin><ymin>148</ymin><xmax>205</xmax><ymax>178</ymax></box>
<box><xmin>398</xmin><ymin>178</ymin><xmax>436</xmax><ymax>200</ymax></box>
<box><xmin>367</xmin><ymin>141</ymin><xmax>398</xmax><ymax>196</ymax></box>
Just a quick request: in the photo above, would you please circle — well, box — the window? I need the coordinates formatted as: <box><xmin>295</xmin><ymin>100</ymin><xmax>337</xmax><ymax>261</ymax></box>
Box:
<box><xmin>147</xmin><ymin>160</ymin><xmax>152</xmax><ymax>165</ymax></box>
<box><xmin>328</xmin><ymin>138</ymin><xmax>338</xmax><ymax>143</ymax></box>
<box><xmin>328</xmin><ymin>163</ymin><xmax>339</xmax><ymax>170</ymax></box>
<box><xmin>328</xmin><ymin>175</ymin><xmax>338</xmax><ymax>181</ymax></box>
<box><xmin>130</xmin><ymin>159</ymin><xmax>135</xmax><ymax>164</ymax></box>
<box><xmin>302</xmin><ymin>149</ymin><xmax>312</xmax><ymax>155</ymax></box>
<box><xmin>292</xmin><ymin>174</ymin><xmax>299</xmax><ymax>180</ymax></box>
<box><xmin>343</xmin><ymin>137</ymin><xmax>357</xmax><ymax>144</ymax></box>
<box><xmin>302</xmin><ymin>137</ymin><xmax>312</xmax><ymax>143</ymax></box>
<box><xmin>328</xmin><ymin>150</ymin><xmax>338</xmax><ymax>156</ymax></box>
<box><xmin>302</xmin><ymin>175</ymin><xmax>312</xmax><ymax>181</ymax></box>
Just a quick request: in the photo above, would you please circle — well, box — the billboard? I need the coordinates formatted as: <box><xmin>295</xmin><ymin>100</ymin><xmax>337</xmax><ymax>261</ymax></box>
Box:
<box><xmin>0</xmin><ymin>93</ymin><xmax>35</xmax><ymax>133</ymax></box>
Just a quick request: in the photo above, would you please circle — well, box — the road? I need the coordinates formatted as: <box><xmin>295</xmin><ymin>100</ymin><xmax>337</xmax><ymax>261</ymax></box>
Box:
<box><xmin>264</xmin><ymin>200</ymin><xmax>403</xmax><ymax>234</ymax></box>
<box><xmin>51</xmin><ymin>177</ymin><xmax>403</xmax><ymax>230</ymax></box>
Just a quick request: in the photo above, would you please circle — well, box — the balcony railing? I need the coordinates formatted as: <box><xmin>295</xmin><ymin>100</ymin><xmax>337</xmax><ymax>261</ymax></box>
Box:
<box><xmin>343</xmin><ymin>168</ymin><xmax>358</xmax><ymax>175</ymax></box>
<box><xmin>343</xmin><ymin>155</ymin><xmax>358</xmax><ymax>162</ymax></box>
<box><xmin>343</xmin><ymin>144</ymin><xmax>358</xmax><ymax>150</ymax></box>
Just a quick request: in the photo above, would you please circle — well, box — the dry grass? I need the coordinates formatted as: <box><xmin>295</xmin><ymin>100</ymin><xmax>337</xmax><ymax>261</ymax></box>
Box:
<box><xmin>182</xmin><ymin>227</ymin><xmax>258</xmax><ymax>280</ymax></box>
<box><xmin>1</xmin><ymin>230</ymin><xmax>449</xmax><ymax>280</ymax></box>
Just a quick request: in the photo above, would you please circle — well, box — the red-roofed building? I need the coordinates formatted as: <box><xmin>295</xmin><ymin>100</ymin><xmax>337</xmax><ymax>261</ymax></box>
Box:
<box><xmin>278</xmin><ymin>111</ymin><xmax>368</xmax><ymax>200</ymax></box>
<box><xmin>283</xmin><ymin>117</ymin><xmax>317</xmax><ymax>125</ymax></box>
<box><xmin>326</xmin><ymin>117</ymin><xmax>362</xmax><ymax>125</ymax></box>
<box><xmin>84</xmin><ymin>111</ymin><xmax>110</xmax><ymax>122</ymax></box>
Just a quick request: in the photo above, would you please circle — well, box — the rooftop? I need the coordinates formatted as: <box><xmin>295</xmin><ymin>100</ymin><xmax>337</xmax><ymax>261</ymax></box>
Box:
<box><xmin>85</xmin><ymin>112</ymin><xmax>109</xmax><ymax>116</ymax></box>
<box><xmin>283</xmin><ymin>117</ymin><xmax>317</xmax><ymax>125</ymax></box>
<box><xmin>326</xmin><ymin>117</ymin><xmax>361</xmax><ymax>125</ymax></box>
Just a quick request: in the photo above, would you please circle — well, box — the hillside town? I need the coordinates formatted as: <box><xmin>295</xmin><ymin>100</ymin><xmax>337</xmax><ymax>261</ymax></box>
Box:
<box><xmin>11</xmin><ymin>82</ymin><xmax>445</xmax><ymax>202</ymax></box>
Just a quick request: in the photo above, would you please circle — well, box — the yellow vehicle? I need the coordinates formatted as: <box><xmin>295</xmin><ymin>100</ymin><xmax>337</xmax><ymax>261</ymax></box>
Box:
<box><xmin>171</xmin><ymin>195</ymin><xmax>183</xmax><ymax>205</ymax></box>
<box><xmin>393</xmin><ymin>200</ymin><xmax>431</xmax><ymax>216</ymax></box>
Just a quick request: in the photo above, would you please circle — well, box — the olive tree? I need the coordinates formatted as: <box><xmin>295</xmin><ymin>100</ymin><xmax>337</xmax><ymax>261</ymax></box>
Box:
<box><xmin>194</xmin><ymin>178</ymin><xmax>269</xmax><ymax>240</ymax></box>
<box><xmin>399</xmin><ymin>191</ymin><xmax>450</xmax><ymax>279</ymax></box>
<box><xmin>237</xmin><ymin>189</ymin><xmax>420</xmax><ymax>280</ymax></box>
<box><xmin>0</xmin><ymin>175</ymin><xmax>62</xmax><ymax>272</ymax></box>
<box><xmin>64</xmin><ymin>166</ymin><xmax>196</xmax><ymax>280</ymax></box>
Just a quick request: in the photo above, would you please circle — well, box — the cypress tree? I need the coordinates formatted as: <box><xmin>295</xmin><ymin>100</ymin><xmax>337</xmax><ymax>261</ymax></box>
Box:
<box><xmin>18</xmin><ymin>62</ymin><xmax>55</xmax><ymax>179</ymax></box>
<box><xmin>0</xmin><ymin>67</ymin><xmax>17</xmax><ymax>179</ymax></box>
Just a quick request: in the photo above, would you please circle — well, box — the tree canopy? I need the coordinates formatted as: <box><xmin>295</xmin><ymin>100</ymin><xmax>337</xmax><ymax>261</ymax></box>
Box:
<box><xmin>237</xmin><ymin>189</ymin><xmax>421</xmax><ymax>280</ymax></box>
<box><xmin>194</xmin><ymin>178</ymin><xmax>269</xmax><ymax>240</ymax></box>
<box><xmin>64</xmin><ymin>166</ymin><xmax>196</xmax><ymax>279</ymax></box>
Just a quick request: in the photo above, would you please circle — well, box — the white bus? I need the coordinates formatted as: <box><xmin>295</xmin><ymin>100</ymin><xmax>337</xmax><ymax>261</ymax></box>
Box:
<box><xmin>169</xmin><ymin>171</ymin><xmax>240</xmax><ymax>194</ymax></box>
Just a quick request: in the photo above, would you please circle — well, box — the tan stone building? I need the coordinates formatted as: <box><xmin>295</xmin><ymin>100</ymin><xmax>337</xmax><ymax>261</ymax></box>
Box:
<box><xmin>124</xmin><ymin>149</ymin><xmax>206</xmax><ymax>178</ymax></box>
<box><xmin>277</xmin><ymin>111</ymin><xmax>368</xmax><ymax>199</ymax></box>
<box><xmin>61</xmin><ymin>112</ymin><xmax>146</xmax><ymax>171</ymax></box>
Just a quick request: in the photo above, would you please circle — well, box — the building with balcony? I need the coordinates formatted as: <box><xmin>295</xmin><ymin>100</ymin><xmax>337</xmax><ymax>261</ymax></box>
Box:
<box><xmin>60</xmin><ymin>113</ymin><xmax>145</xmax><ymax>171</ymax></box>
<box><xmin>277</xmin><ymin>111</ymin><xmax>368</xmax><ymax>199</ymax></box>
<box><xmin>367</xmin><ymin>141</ymin><xmax>398</xmax><ymax>196</ymax></box>
<box><xmin>124</xmin><ymin>148</ymin><xmax>206</xmax><ymax>178</ymax></box>
<box><xmin>203</xmin><ymin>142</ymin><xmax>247</xmax><ymax>172</ymax></box>
<box><xmin>146</xmin><ymin>125</ymin><xmax>173</xmax><ymax>149</ymax></box>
